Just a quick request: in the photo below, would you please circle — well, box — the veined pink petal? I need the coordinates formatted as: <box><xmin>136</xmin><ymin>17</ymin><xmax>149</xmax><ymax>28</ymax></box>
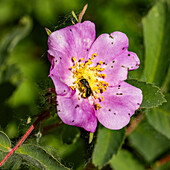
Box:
<box><xmin>57</xmin><ymin>93</ymin><xmax>97</xmax><ymax>133</ymax></box>
<box><xmin>48</xmin><ymin>21</ymin><xmax>96</xmax><ymax>63</ymax></box>
<box><xmin>48</xmin><ymin>50</ymin><xmax>73</xmax><ymax>85</ymax></box>
<box><xmin>96</xmin><ymin>82</ymin><xmax>143</xmax><ymax>130</ymax></box>
<box><xmin>88</xmin><ymin>32</ymin><xmax>129</xmax><ymax>64</ymax></box>
<box><xmin>88</xmin><ymin>31</ymin><xmax>140</xmax><ymax>85</ymax></box>
<box><xmin>102</xmin><ymin>51</ymin><xmax>140</xmax><ymax>86</ymax></box>
<box><xmin>49</xmin><ymin>74</ymin><xmax>75</xmax><ymax>97</ymax></box>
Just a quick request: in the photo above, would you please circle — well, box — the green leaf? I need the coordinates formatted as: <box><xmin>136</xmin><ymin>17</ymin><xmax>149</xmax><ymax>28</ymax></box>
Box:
<box><xmin>42</xmin><ymin>146</ymin><xmax>61</xmax><ymax>162</ymax></box>
<box><xmin>0</xmin><ymin>15</ymin><xmax>32</xmax><ymax>67</ymax></box>
<box><xmin>127</xmin><ymin>79</ymin><xmax>166</xmax><ymax>108</ymax></box>
<box><xmin>128</xmin><ymin>119</ymin><xmax>170</xmax><ymax>162</ymax></box>
<box><xmin>39</xmin><ymin>132</ymin><xmax>86</xmax><ymax>169</ymax></box>
<box><xmin>0</xmin><ymin>151</ymin><xmax>22</xmax><ymax>169</ymax></box>
<box><xmin>16</xmin><ymin>144</ymin><xmax>69</xmax><ymax>170</ymax></box>
<box><xmin>146</xmin><ymin>94</ymin><xmax>170</xmax><ymax>140</ymax></box>
<box><xmin>142</xmin><ymin>0</ymin><xmax>170</xmax><ymax>87</ymax></box>
<box><xmin>92</xmin><ymin>126</ymin><xmax>125</xmax><ymax>169</ymax></box>
<box><xmin>161</xmin><ymin>67</ymin><xmax>170</xmax><ymax>93</ymax></box>
<box><xmin>0</xmin><ymin>131</ymin><xmax>68</xmax><ymax>169</ymax></box>
<box><xmin>0</xmin><ymin>131</ymin><xmax>11</xmax><ymax>152</ymax></box>
<box><xmin>110</xmin><ymin>149</ymin><xmax>145</xmax><ymax>170</ymax></box>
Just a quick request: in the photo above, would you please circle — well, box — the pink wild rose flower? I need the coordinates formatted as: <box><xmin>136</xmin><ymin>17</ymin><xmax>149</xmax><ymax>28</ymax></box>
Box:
<box><xmin>48</xmin><ymin>21</ymin><xmax>143</xmax><ymax>133</ymax></box>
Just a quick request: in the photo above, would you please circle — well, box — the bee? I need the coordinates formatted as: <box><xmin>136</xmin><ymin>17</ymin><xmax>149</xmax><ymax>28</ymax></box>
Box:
<box><xmin>79</xmin><ymin>79</ymin><xmax>92</xmax><ymax>98</ymax></box>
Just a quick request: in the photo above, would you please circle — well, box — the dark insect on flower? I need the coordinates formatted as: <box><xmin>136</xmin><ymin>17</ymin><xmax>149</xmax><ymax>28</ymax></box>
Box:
<box><xmin>79</xmin><ymin>78</ymin><xmax>92</xmax><ymax>98</ymax></box>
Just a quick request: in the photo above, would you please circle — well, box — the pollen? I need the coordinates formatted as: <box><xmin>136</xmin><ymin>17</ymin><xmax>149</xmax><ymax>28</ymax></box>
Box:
<box><xmin>95</xmin><ymin>103</ymin><xmax>101</xmax><ymax>110</ymax></box>
<box><xmin>92</xmin><ymin>53</ymin><xmax>97</xmax><ymax>57</ymax></box>
<box><xmin>82</xmin><ymin>93</ymin><xmax>86</xmax><ymax>98</ymax></box>
<box><xmin>101</xmin><ymin>96</ymin><xmax>104</xmax><ymax>102</ymax></box>
<box><xmin>70</xmin><ymin>86</ymin><xmax>75</xmax><ymax>90</ymax></box>
<box><xmin>70</xmin><ymin>53</ymin><xmax>109</xmax><ymax>109</ymax></box>
<box><xmin>72</xmin><ymin>56</ymin><xmax>76</xmax><ymax>62</ymax></box>
<box><xmin>95</xmin><ymin>95</ymin><xmax>98</xmax><ymax>99</ymax></box>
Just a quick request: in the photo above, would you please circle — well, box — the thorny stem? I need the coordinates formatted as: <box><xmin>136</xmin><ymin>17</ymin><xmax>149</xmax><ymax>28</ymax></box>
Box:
<box><xmin>126</xmin><ymin>112</ymin><xmax>145</xmax><ymax>136</ymax></box>
<box><xmin>0</xmin><ymin>111</ymin><xmax>50</xmax><ymax>167</ymax></box>
<box><xmin>157</xmin><ymin>154</ymin><xmax>170</xmax><ymax>166</ymax></box>
<box><xmin>153</xmin><ymin>154</ymin><xmax>170</xmax><ymax>169</ymax></box>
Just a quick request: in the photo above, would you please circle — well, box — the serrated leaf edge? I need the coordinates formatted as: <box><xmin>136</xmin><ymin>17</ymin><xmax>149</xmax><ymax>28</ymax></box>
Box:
<box><xmin>128</xmin><ymin>79</ymin><xmax>167</xmax><ymax>108</ymax></box>
<box><xmin>16</xmin><ymin>152</ymin><xmax>48</xmax><ymax>169</ymax></box>
<box><xmin>17</xmin><ymin>144</ymin><xmax>69</xmax><ymax>170</ymax></box>
<box><xmin>0</xmin><ymin>131</ymin><xmax>11</xmax><ymax>152</ymax></box>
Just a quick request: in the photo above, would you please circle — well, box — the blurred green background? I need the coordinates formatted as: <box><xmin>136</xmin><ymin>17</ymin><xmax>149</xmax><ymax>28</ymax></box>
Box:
<box><xmin>0</xmin><ymin>0</ymin><xmax>170</xmax><ymax>169</ymax></box>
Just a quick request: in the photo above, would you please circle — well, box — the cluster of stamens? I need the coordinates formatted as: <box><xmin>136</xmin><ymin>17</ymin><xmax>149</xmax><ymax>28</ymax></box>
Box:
<box><xmin>70</xmin><ymin>53</ymin><xmax>109</xmax><ymax>110</ymax></box>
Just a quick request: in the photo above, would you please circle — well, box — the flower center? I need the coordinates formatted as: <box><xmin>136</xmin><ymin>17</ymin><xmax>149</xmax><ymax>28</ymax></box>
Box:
<box><xmin>70</xmin><ymin>53</ymin><xmax>109</xmax><ymax>110</ymax></box>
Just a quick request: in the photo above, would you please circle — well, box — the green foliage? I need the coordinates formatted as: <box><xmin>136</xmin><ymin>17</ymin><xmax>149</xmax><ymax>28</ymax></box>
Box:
<box><xmin>146</xmin><ymin>94</ymin><xmax>170</xmax><ymax>140</ymax></box>
<box><xmin>0</xmin><ymin>131</ymin><xmax>11</xmax><ymax>152</ymax></box>
<box><xmin>127</xmin><ymin>79</ymin><xmax>167</xmax><ymax>108</ymax></box>
<box><xmin>92</xmin><ymin>126</ymin><xmax>125</xmax><ymax>169</ymax></box>
<box><xmin>0</xmin><ymin>16</ymin><xmax>32</xmax><ymax>68</ymax></box>
<box><xmin>142</xmin><ymin>0</ymin><xmax>170</xmax><ymax>87</ymax></box>
<box><xmin>16</xmin><ymin>144</ymin><xmax>68</xmax><ymax>170</ymax></box>
<box><xmin>0</xmin><ymin>131</ymin><xmax>68</xmax><ymax>170</ymax></box>
<box><xmin>110</xmin><ymin>149</ymin><xmax>145</xmax><ymax>170</ymax></box>
<box><xmin>128</xmin><ymin>119</ymin><xmax>170</xmax><ymax>162</ymax></box>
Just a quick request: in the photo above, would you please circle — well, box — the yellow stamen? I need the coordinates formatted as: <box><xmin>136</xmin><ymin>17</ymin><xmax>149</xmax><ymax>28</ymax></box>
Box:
<box><xmin>72</xmin><ymin>56</ymin><xmax>76</xmax><ymax>62</ymax></box>
<box><xmin>82</xmin><ymin>93</ymin><xmax>86</xmax><ymax>97</ymax></box>
<box><xmin>101</xmin><ymin>96</ymin><xmax>104</xmax><ymax>102</ymax></box>
<box><xmin>71</xmin><ymin>66</ymin><xmax>76</xmax><ymax>69</ymax></box>
<box><xmin>80</xmin><ymin>63</ymin><xmax>84</xmax><ymax>67</ymax></box>
<box><xmin>91</xmin><ymin>56</ymin><xmax>95</xmax><ymax>60</ymax></box>
<box><xmin>97</xmin><ymin>90</ymin><xmax>100</xmax><ymax>93</ymax></box>
<box><xmin>99</xmin><ymin>73</ymin><xmax>107</xmax><ymax>78</ymax></box>
<box><xmin>95</xmin><ymin>95</ymin><xmax>98</xmax><ymax>99</ymax></box>
<box><xmin>99</xmin><ymin>61</ymin><xmax>103</xmax><ymax>65</ymax></box>
<box><xmin>70</xmin><ymin>53</ymin><xmax>109</xmax><ymax>109</ymax></box>
<box><xmin>92</xmin><ymin>53</ymin><xmax>97</xmax><ymax>57</ymax></box>
<box><xmin>70</xmin><ymin>86</ymin><xmax>75</xmax><ymax>90</ymax></box>
<box><xmin>95</xmin><ymin>103</ymin><xmax>101</xmax><ymax>110</ymax></box>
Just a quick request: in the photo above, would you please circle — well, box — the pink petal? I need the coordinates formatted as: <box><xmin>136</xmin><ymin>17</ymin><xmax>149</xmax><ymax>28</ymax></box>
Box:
<box><xmin>49</xmin><ymin>74</ymin><xmax>75</xmax><ymax>97</ymax></box>
<box><xmin>102</xmin><ymin>51</ymin><xmax>140</xmax><ymax>86</ymax></box>
<box><xmin>57</xmin><ymin>93</ymin><xmax>97</xmax><ymax>133</ymax></box>
<box><xmin>96</xmin><ymin>82</ymin><xmax>143</xmax><ymax>130</ymax></box>
<box><xmin>115</xmin><ymin>51</ymin><xmax>140</xmax><ymax>71</ymax></box>
<box><xmin>48</xmin><ymin>50</ymin><xmax>73</xmax><ymax>85</ymax></box>
<box><xmin>102</xmin><ymin>61</ymin><xmax>128</xmax><ymax>86</ymax></box>
<box><xmin>48</xmin><ymin>21</ymin><xmax>96</xmax><ymax>63</ymax></box>
<box><xmin>88</xmin><ymin>31</ymin><xmax>129</xmax><ymax>64</ymax></box>
<box><xmin>88</xmin><ymin>31</ymin><xmax>140</xmax><ymax>85</ymax></box>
